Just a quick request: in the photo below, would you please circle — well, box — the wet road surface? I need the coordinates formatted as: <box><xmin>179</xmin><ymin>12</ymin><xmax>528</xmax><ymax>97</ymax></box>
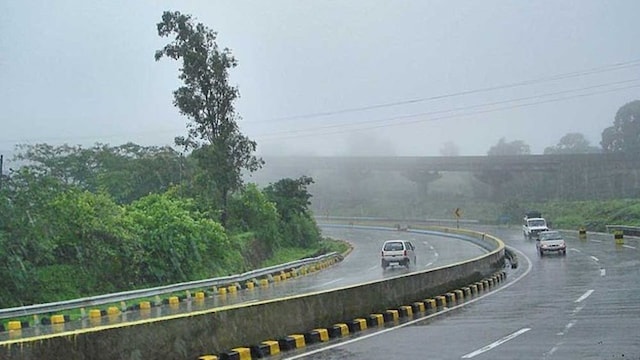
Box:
<box><xmin>276</xmin><ymin>227</ymin><xmax>640</xmax><ymax>360</ymax></box>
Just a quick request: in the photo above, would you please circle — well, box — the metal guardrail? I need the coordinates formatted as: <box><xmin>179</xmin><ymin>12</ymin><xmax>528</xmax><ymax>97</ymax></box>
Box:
<box><xmin>0</xmin><ymin>252</ymin><xmax>338</xmax><ymax>321</ymax></box>
<box><xmin>605</xmin><ymin>225</ymin><xmax>640</xmax><ymax>237</ymax></box>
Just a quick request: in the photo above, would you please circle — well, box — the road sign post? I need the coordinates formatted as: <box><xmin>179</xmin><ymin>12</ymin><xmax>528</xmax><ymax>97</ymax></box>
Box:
<box><xmin>454</xmin><ymin>208</ymin><xmax>462</xmax><ymax>228</ymax></box>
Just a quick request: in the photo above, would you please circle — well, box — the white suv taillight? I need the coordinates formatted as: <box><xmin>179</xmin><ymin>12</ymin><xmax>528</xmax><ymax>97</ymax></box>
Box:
<box><xmin>404</xmin><ymin>250</ymin><xmax>407</xmax><ymax>256</ymax></box>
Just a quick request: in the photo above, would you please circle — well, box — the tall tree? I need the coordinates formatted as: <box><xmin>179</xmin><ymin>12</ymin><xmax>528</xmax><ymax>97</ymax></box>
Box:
<box><xmin>264</xmin><ymin>176</ymin><xmax>320</xmax><ymax>247</ymax></box>
<box><xmin>601</xmin><ymin>100</ymin><xmax>640</xmax><ymax>153</ymax></box>
<box><xmin>264</xmin><ymin>176</ymin><xmax>315</xmax><ymax>222</ymax></box>
<box><xmin>544</xmin><ymin>133</ymin><xmax>600</xmax><ymax>154</ymax></box>
<box><xmin>155</xmin><ymin>11</ymin><xmax>263</xmax><ymax>225</ymax></box>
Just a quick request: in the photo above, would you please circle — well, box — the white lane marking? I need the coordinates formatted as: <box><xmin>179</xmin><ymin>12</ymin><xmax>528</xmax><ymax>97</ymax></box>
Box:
<box><xmin>571</xmin><ymin>304</ymin><xmax>585</xmax><ymax>316</ymax></box>
<box><xmin>557</xmin><ymin>320</ymin><xmax>576</xmax><ymax>336</ymax></box>
<box><xmin>282</xmin><ymin>247</ymin><xmax>534</xmax><ymax>360</ymax></box>
<box><xmin>368</xmin><ymin>265</ymin><xmax>378</xmax><ymax>271</ymax></box>
<box><xmin>569</xmin><ymin>248</ymin><xmax>581</xmax><ymax>253</ymax></box>
<box><xmin>600</xmin><ymin>268</ymin><xmax>606</xmax><ymax>277</ymax></box>
<box><xmin>461</xmin><ymin>328</ymin><xmax>531</xmax><ymax>358</ymax></box>
<box><xmin>421</xmin><ymin>241</ymin><xmax>438</xmax><ymax>268</ymax></box>
<box><xmin>590</xmin><ymin>239</ymin><xmax>602</xmax><ymax>243</ymax></box>
<box><xmin>575</xmin><ymin>289</ymin><xmax>594</xmax><ymax>303</ymax></box>
<box><xmin>590</xmin><ymin>256</ymin><xmax>599</xmax><ymax>262</ymax></box>
<box><xmin>547</xmin><ymin>341</ymin><xmax>564</xmax><ymax>356</ymax></box>
<box><xmin>622</xmin><ymin>244</ymin><xmax>636</xmax><ymax>249</ymax></box>
<box><xmin>566</xmin><ymin>320</ymin><xmax>575</xmax><ymax>330</ymax></box>
<box><xmin>312</xmin><ymin>278</ymin><xmax>343</xmax><ymax>288</ymax></box>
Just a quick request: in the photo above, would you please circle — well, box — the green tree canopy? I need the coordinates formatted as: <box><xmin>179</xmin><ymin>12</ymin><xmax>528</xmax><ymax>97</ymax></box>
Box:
<box><xmin>264</xmin><ymin>176</ymin><xmax>320</xmax><ymax>247</ymax></box>
<box><xmin>544</xmin><ymin>132</ymin><xmax>600</xmax><ymax>154</ymax></box>
<box><xmin>13</xmin><ymin>143</ymin><xmax>184</xmax><ymax>204</ymax></box>
<box><xmin>264</xmin><ymin>176</ymin><xmax>315</xmax><ymax>222</ymax></box>
<box><xmin>155</xmin><ymin>11</ymin><xmax>263</xmax><ymax>226</ymax></box>
<box><xmin>227</xmin><ymin>183</ymin><xmax>280</xmax><ymax>249</ymax></box>
<box><xmin>125</xmin><ymin>193</ymin><xmax>229</xmax><ymax>283</ymax></box>
<box><xmin>601</xmin><ymin>100</ymin><xmax>640</xmax><ymax>153</ymax></box>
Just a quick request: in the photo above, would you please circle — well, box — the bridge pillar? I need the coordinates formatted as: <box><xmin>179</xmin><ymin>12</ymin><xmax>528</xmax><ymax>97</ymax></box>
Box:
<box><xmin>402</xmin><ymin>170</ymin><xmax>442</xmax><ymax>197</ymax></box>
<box><xmin>473</xmin><ymin>169</ymin><xmax>514</xmax><ymax>201</ymax></box>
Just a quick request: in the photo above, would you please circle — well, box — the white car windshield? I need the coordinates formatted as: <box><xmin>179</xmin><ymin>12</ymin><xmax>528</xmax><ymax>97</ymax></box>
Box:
<box><xmin>383</xmin><ymin>242</ymin><xmax>404</xmax><ymax>251</ymax></box>
<box><xmin>529</xmin><ymin>220</ymin><xmax>546</xmax><ymax>227</ymax></box>
<box><xmin>540</xmin><ymin>232</ymin><xmax>562</xmax><ymax>240</ymax></box>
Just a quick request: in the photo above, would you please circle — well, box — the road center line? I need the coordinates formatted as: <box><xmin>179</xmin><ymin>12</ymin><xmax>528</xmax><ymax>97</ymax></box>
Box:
<box><xmin>546</xmin><ymin>341</ymin><xmax>564</xmax><ymax>357</ymax></box>
<box><xmin>590</xmin><ymin>239</ymin><xmax>602</xmax><ymax>243</ymax></box>
<box><xmin>571</xmin><ymin>304</ymin><xmax>585</xmax><ymax>316</ymax></box>
<box><xmin>313</xmin><ymin>278</ymin><xmax>343</xmax><ymax>288</ymax></box>
<box><xmin>557</xmin><ymin>320</ymin><xmax>577</xmax><ymax>336</ymax></box>
<box><xmin>622</xmin><ymin>244</ymin><xmax>636</xmax><ymax>249</ymax></box>
<box><xmin>575</xmin><ymin>289</ymin><xmax>594</xmax><ymax>303</ymax></box>
<box><xmin>590</xmin><ymin>256</ymin><xmax>599</xmax><ymax>262</ymax></box>
<box><xmin>461</xmin><ymin>328</ymin><xmax>531</xmax><ymax>358</ymax></box>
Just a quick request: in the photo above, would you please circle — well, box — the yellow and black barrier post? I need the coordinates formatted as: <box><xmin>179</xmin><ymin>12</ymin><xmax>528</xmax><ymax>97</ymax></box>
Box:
<box><xmin>614</xmin><ymin>230</ymin><xmax>624</xmax><ymax>245</ymax></box>
<box><xmin>579</xmin><ymin>227</ymin><xmax>587</xmax><ymax>240</ymax></box>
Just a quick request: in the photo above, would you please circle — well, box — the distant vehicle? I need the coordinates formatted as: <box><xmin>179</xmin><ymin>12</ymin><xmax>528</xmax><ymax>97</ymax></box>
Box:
<box><xmin>523</xmin><ymin>211</ymin><xmax>549</xmax><ymax>239</ymax></box>
<box><xmin>381</xmin><ymin>240</ymin><xmax>416</xmax><ymax>269</ymax></box>
<box><xmin>536</xmin><ymin>230</ymin><xmax>567</xmax><ymax>256</ymax></box>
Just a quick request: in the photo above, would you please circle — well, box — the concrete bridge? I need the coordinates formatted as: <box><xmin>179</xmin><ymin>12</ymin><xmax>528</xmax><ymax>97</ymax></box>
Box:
<box><xmin>262</xmin><ymin>153</ymin><xmax>639</xmax><ymax>173</ymax></box>
<box><xmin>258</xmin><ymin>153</ymin><xmax>640</xmax><ymax>201</ymax></box>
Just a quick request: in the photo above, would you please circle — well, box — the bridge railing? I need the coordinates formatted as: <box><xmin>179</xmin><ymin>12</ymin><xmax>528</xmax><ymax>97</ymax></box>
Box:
<box><xmin>0</xmin><ymin>252</ymin><xmax>339</xmax><ymax>321</ymax></box>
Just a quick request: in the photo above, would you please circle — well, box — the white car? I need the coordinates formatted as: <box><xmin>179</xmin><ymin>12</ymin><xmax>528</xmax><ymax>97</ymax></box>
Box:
<box><xmin>536</xmin><ymin>230</ymin><xmax>567</xmax><ymax>256</ymax></box>
<box><xmin>381</xmin><ymin>240</ymin><xmax>416</xmax><ymax>269</ymax></box>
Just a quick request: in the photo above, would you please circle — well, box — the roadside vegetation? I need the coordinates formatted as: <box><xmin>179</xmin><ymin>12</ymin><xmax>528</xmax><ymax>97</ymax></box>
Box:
<box><xmin>0</xmin><ymin>143</ymin><xmax>338</xmax><ymax>309</ymax></box>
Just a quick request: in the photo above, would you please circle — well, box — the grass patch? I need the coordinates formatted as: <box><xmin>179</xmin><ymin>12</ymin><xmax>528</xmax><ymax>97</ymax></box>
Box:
<box><xmin>260</xmin><ymin>238</ymin><xmax>350</xmax><ymax>267</ymax></box>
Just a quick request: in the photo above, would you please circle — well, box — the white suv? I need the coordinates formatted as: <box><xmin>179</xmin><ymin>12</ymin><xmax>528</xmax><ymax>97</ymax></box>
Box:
<box><xmin>523</xmin><ymin>216</ymin><xmax>549</xmax><ymax>240</ymax></box>
<box><xmin>381</xmin><ymin>240</ymin><xmax>416</xmax><ymax>269</ymax></box>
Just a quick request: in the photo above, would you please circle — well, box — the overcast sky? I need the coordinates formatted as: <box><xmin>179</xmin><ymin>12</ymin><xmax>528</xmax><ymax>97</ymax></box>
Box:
<box><xmin>1</xmin><ymin>1</ymin><xmax>639</xmax><ymax>161</ymax></box>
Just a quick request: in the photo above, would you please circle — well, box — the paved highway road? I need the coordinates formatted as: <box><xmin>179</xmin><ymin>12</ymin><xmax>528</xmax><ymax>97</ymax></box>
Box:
<box><xmin>296</xmin><ymin>225</ymin><xmax>488</xmax><ymax>292</ymax></box>
<box><xmin>277</xmin><ymin>227</ymin><xmax>640</xmax><ymax>360</ymax></box>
